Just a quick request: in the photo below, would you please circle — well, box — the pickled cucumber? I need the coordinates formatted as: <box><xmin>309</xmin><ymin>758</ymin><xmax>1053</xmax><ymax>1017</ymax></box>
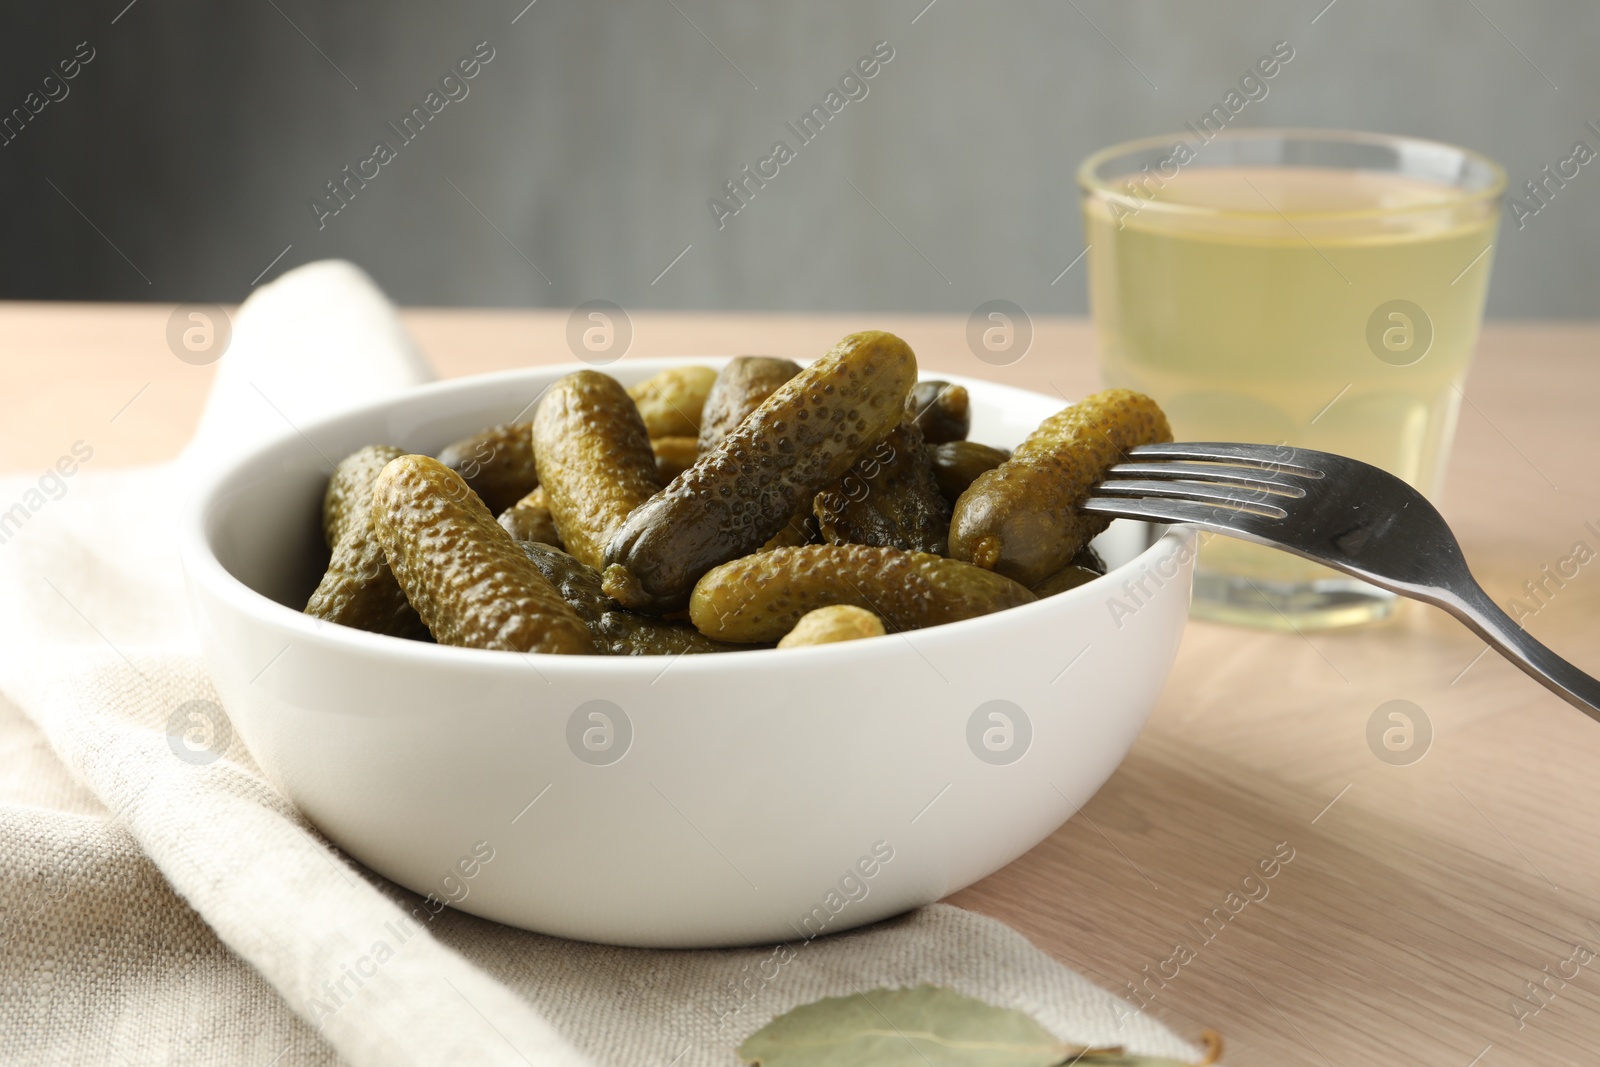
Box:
<box><xmin>1031</xmin><ymin>542</ymin><xmax>1107</xmax><ymax>598</ymax></box>
<box><xmin>1031</xmin><ymin>564</ymin><xmax>1100</xmax><ymax>598</ymax></box>
<box><xmin>604</xmin><ymin>331</ymin><xmax>918</xmax><ymax>612</ymax></box>
<box><xmin>651</xmin><ymin>436</ymin><xmax>700</xmax><ymax>483</ymax></box>
<box><xmin>304</xmin><ymin>523</ymin><xmax>427</xmax><ymax>638</ymax></box>
<box><xmin>813</xmin><ymin>423</ymin><xmax>950</xmax><ymax>555</ymax></box>
<box><xmin>437</xmin><ymin>422</ymin><xmax>538</xmax><ymax>514</ymax></box>
<box><xmin>307</xmin><ymin>444</ymin><xmax>424</xmax><ymax>638</ymax></box>
<box><xmin>929</xmin><ymin>440</ymin><xmax>1010</xmax><ymax>504</ymax></box>
<box><xmin>517</xmin><ymin>541</ymin><xmax>742</xmax><ymax>655</ymax></box>
<box><xmin>950</xmin><ymin>389</ymin><xmax>1171</xmax><ymax>587</ymax></box>
<box><xmin>777</xmin><ymin>605</ymin><xmax>886</xmax><ymax>648</ymax></box>
<box><xmin>628</xmin><ymin>365</ymin><xmax>717</xmax><ymax>439</ymax></box>
<box><xmin>696</xmin><ymin>356</ymin><xmax>802</xmax><ymax>451</ymax></box>
<box><xmin>322</xmin><ymin>444</ymin><xmax>405</xmax><ymax>548</ymax></box>
<box><xmin>497</xmin><ymin>487</ymin><xmax>562</xmax><ymax>548</ymax></box>
<box><xmin>904</xmin><ymin>380</ymin><xmax>970</xmax><ymax>445</ymax></box>
<box><xmin>371</xmin><ymin>455</ymin><xmax>595</xmax><ymax>654</ymax></box>
<box><xmin>689</xmin><ymin>544</ymin><xmax>1035</xmax><ymax>643</ymax></box>
<box><xmin>533</xmin><ymin>371</ymin><xmax>663</xmax><ymax>571</ymax></box>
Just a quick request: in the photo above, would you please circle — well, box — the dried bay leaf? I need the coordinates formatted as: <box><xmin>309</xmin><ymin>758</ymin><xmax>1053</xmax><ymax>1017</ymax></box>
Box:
<box><xmin>738</xmin><ymin>984</ymin><xmax>1213</xmax><ymax>1066</ymax></box>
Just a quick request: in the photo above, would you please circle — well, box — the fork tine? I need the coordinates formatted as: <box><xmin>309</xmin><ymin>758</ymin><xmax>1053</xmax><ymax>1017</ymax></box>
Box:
<box><xmin>1082</xmin><ymin>494</ymin><xmax>1289</xmax><ymax>535</ymax></box>
<box><xmin>1091</xmin><ymin>479</ymin><xmax>1290</xmax><ymax>519</ymax></box>
<box><xmin>1127</xmin><ymin>442</ymin><xmax>1326</xmax><ymax>478</ymax></box>
<box><xmin>1105</xmin><ymin>461</ymin><xmax>1308</xmax><ymax>498</ymax></box>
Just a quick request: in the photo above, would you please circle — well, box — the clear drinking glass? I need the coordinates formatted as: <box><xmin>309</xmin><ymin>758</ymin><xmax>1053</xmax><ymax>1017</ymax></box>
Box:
<box><xmin>1079</xmin><ymin>129</ymin><xmax>1505</xmax><ymax>630</ymax></box>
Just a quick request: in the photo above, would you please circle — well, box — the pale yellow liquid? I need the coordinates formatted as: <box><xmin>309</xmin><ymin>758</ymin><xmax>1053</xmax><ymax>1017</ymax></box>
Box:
<box><xmin>1084</xmin><ymin>166</ymin><xmax>1499</xmax><ymax>626</ymax></box>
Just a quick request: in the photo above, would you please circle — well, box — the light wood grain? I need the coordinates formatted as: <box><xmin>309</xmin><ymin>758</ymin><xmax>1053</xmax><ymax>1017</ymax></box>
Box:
<box><xmin>4</xmin><ymin>303</ymin><xmax>1597</xmax><ymax>1064</ymax></box>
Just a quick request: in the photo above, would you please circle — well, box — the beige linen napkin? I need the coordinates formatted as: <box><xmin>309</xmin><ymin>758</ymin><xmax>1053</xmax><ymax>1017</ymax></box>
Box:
<box><xmin>0</xmin><ymin>261</ymin><xmax>1203</xmax><ymax>1066</ymax></box>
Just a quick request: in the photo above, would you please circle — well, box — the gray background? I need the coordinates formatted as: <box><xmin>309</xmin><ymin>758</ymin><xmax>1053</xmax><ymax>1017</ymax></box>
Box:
<box><xmin>1</xmin><ymin>0</ymin><xmax>1594</xmax><ymax>316</ymax></box>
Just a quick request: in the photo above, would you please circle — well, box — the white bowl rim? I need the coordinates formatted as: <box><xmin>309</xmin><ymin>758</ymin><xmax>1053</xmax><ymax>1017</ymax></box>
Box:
<box><xmin>178</xmin><ymin>359</ymin><xmax>1197</xmax><ymax>676</ymax></box>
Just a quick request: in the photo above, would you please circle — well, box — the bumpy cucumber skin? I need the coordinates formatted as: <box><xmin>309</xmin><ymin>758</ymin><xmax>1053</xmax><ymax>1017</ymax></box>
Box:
<box><xmin>904</xmin><ymin>380</ymin><xmax>970</xmax><ymax>445</ymax></box>
<box><xmin>628</xmin><ymin>365</ymin><xmax>718</xmax><ymax>439</ymax></box>
<box><xmin>497</xmin><ymin>487</ymin><xmax>562</xmax><ymax>549</ymax></box>
<box><xmin>436</xmin><ymin>422</ymin><xmax>539</xmax><ymax>515</ymax></box>
<box><xmin>813</xmin><ymin>423</ymin><xmax>951</xmax><ymax>555</ymax></box>
<box><xmin>306</xmin><ymin>444</ymin><xmax>424</xmax><ymax>637</ymax></box>
<box><xmin>304</xmin><ymin>525</ymin><xmax>427</xmax><ymax>638</ymax></box>
<box><xmin>603</xmin><ymin>331</ymin><xmax>919</xmax><ymax>613</ymax></box>
<box><xmin>532</xmin><ymin>371</ymin><xmax>664</xmax><ymax>572</ymax></box>
<box><xmin>688</xmin><ymin>544</ymin><xmax>1035</xmax><ymax>643</ymax></box>
<box><xmin>371</xmin><ymin>455</ymin><xmax>595</xmax><ymax>654</ymax></box>
<box><xmin>929</xmin><ymin>440</ymin><xmax>1011</xmax><ymax>504</ymax></box>
<box><xmin>950</xmin><ymin>389</ymin><xmax>1171</xmax><ymax>588</ymax></box>
<box><xmin>696</xmin><ymin>356</ymin><xmax>802</xmax><ymax>451</ymax></box>
<box><xmin>323</xmin><ymin>444</ymin><xmax>406</xmax><ymax>548</ymax></box>
<box><xmin>776</xmin><ymin>604</ymin><xmax>886</xmax><ymax>648</ymax></box>
<box><xmin>517</xmin><ymin>541</ymin><xmax>743</xmax><ymax>655</ymax></box>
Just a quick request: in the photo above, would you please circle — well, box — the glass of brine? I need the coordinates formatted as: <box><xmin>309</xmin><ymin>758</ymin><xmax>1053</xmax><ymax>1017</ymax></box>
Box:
<box><xmin>1079</xmin><ymin>129</ymin><xmax>1506</xmax><ymax>630</ymax></box>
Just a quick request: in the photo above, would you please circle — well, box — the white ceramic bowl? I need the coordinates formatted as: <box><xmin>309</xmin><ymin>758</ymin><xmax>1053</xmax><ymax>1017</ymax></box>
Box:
<box><xmin>179</xmin><ymin>359</ymin><xmax>1196</xmax><ymax>948</ymax></box>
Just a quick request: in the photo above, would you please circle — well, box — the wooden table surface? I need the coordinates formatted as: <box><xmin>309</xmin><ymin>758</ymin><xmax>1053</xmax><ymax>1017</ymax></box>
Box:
<box><xmin>5</xmin><ymin>303</ymin><xmax>1598</xmax><ymax>1065</ymax></box>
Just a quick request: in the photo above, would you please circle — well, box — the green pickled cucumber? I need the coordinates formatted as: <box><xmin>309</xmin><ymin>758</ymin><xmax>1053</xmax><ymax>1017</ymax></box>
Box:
<box><xmin>929</xmin><ymin>440</ymin><xmax>1010</xmax><ymax>504</ymax></box>
<box><xmin>651</xmin><ymin>436</ymin><xmax>699</xmax><ymax>483</ymax></box>
<box><xmin>1031</xmin><ymin>542</ymin><xmax>1108</xmax><ymax>598</ymax></box>
<box><xmin>904</xmin><ymin>380</ymin><xmax>970</xmax><ymax>445</ymax></box>
<box><xmin>322</xmin><ymin>444</ymin><xmax>406</xmax><ymax>548</ymax></box>
<box><xmin>437</xmin><ymin>422</ymin><xmax>538</xmax><ymax>514</ymax></box>
<box><xmin>517</xmin><ymin>541</ymin><xmax>743</xmax><ymax>656</ymax></box>
<box><xmin>777</xmin><ymin>605</ymin><xmax>886</xmax><ymax>648</ymax></box>
<box><xmin>688</xmin><ymin>544</ymin><xmax>1035</xmax><ymax>643</ymax></box>
<box><xmin>628</xmin><ymin>365</ymin><xmax>717</xmax><ymax>439</ymax></box>
<box><xmin>696</xmin><ymin>356</ymin><xmax>802</xmax><ymax>451</ymax></box>
<box><xmin>371</xmin><ymin>455</ymin><xmax>595</xmax><ymax>654</ymax></box>
<box><xmin>603</xmin><ymin>331</ymin><xmax>919</xmax><ymax>612</ymax></box>
<box><xmin>813</xmin><ymin>423</ymin><xmax>951</xmax><ymax>555</ymax></box>
<box><xmin>950</xmin><ymin>389</ymin><xmax>1171</xmax><ymax>587</ymax></box>
<box><xmin>1031</xmin><ymin>564</ymin><xmax>1101</xmax><ymax>598</ymax></box>
<box><xmin>497</xmin><ymin>487</ymin><xmax>562</xmax><ymax>548</ymax></box>
<box><xmin>304</xmin><ymin>526</ymin><xmax>427</xmax><ymax>638</ymax></box>
<box><xmin>532</xmin><ymin>371</ymin><xmax>663</xmax><ymax>571</ymax></box>
<box><xmin>306</xmin><ymin>444</ymin><xmax>425</xmax><ymax>638</ymax></box>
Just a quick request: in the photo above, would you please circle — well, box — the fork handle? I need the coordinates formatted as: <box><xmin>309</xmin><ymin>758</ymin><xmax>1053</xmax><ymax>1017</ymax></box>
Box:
<box><xmin>1432</xmin><ymin>578</ymin><xmax>1600</xmax><ymax>722</ymax></box>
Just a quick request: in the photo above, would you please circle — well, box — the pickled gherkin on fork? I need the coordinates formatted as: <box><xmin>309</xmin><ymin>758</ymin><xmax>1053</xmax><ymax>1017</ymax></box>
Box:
<box><xmin>950</xmin><ymin>389</ymin><xmax>1171</xmax><ymax>588</ymax></box>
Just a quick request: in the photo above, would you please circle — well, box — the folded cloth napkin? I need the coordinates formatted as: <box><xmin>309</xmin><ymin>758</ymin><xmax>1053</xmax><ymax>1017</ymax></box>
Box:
<box><xmin>0</xmin><ymin>261</ymin><xmax>1203</xmax><ymax>1066</ymax></box>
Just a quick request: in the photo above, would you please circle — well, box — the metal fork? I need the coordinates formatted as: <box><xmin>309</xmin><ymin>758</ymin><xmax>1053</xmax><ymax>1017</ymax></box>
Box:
<box><xmin>1083</xmin><ymin>442</ymin><xmax>1600</xmax><ymax>721</ymax></box>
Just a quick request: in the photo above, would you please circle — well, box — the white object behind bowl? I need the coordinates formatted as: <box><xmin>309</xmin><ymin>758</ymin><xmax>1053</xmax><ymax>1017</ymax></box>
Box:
<box><xmin>180</xmin><ymin>360</ymin><xmax>1195</xmax><ymax>948</ymax></box>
